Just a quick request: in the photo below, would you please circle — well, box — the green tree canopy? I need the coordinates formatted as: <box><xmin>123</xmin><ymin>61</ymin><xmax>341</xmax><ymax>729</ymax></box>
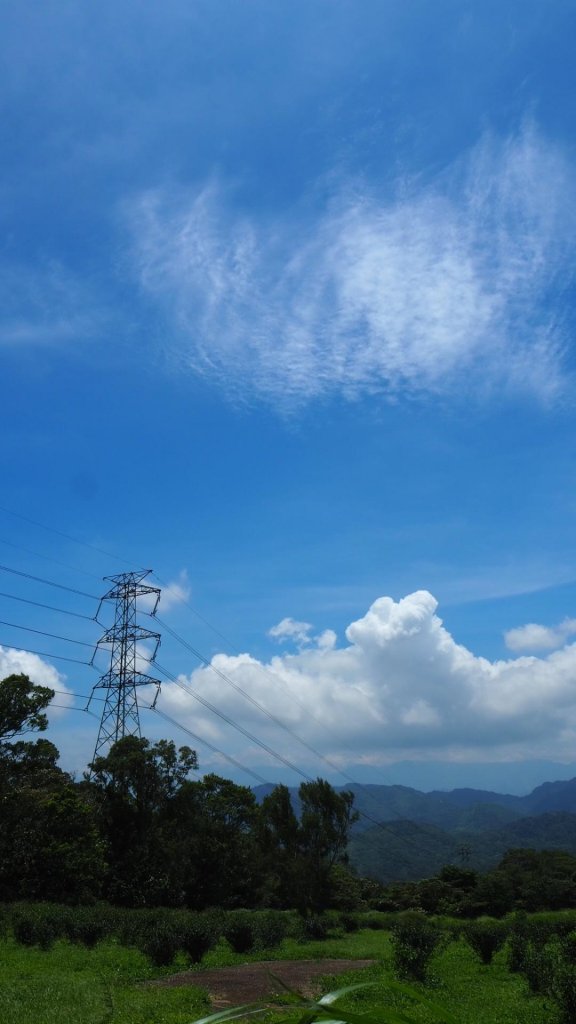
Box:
<box><xmin>0</xmin><ymin>673</ymin><xmax>54</xmax><ymax>741</ymax></box>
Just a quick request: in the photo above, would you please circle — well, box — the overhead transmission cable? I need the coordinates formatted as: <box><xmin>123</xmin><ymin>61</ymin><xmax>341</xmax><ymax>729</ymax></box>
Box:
<box><xmin>0</xmin><ymin>536</ymin><xmax>101</xmax><ymax>581</ymax></box>
<box><xmin>0</xmin><ymin>563</ymin><xmax>97</xmax><ymax>601</ymax></box>
<box><xmin>0</xmin><ymin>640</ymin><xmax>95</xmax><ymax>667</ymax></box>
<box><xmin>149</xmin><ymin>658</ymin><xmax>314</xmax><ymax>783</ymax></box>
<box><xmin>151</xmin><ymin>613</ymin><xmax>432</xmax><ymax>834</ymax></box>
<box><xmin>0</xmin><ymin>590</ymin><xmax>97</xmax><ymax>622</ymax></box>
<box><xmin>0</xmin><ymin>504</ymin><xmax>135</xmax><ymax>569</ymax></box>
<box><xmin>153</xmin><ymin>612</ymin><xmax>369</xmax><ymax>786</ymax></box>
<box><xmin>0</xmin><ymin>505</ymin><xmax>455</xmax><ymax>858</ymax></box>
<box><xmin>0</xmin><ymin>619</ymin><xmax>96</xmax><ymax>648</ymax></box>
<box><xmin>147</xmin><ymin>657</ymin><xmax>442</xmax><ymax>858</ymax></box>
<box><xmin>149</xmin><ymin>705</ymin><xmax>270</xmax><ymax>786</ymax></box>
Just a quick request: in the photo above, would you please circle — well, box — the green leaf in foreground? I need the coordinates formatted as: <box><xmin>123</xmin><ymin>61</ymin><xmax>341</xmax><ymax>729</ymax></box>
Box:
<box><xmin>188</xmin><ymin>979</ymin><xmax>456</xmax><ymax>1024</ymax></box>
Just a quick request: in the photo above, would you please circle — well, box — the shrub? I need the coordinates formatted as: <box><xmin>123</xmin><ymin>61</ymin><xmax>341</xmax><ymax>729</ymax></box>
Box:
<box><xmin>224</xmin><ymin>911</ymin><xmax>257</xmax><ymax>954</ymax></box>
<box><xmin>12</xmin><ymin>906</ymin><xmax>59</xmax><ymax>950</ymax></box>
<box><xmin>562</xmin><ymin>932</ymin><xmax>576</xmax><ymax>966</ymax></box>
<box><xmin>360</xmin><ymin>913</ymin><xmax>387</xmax><ymax>931</ymax></box>
<box><xmin>298</xmin><ymin>914</ymin><xmax>329</xmax><ymax>942</ymax></box>
<box><xmin>339</xmin><ymin>912</ymin><xmax>360</xmax><ymax>933</ymax></box>
<box><xmin>65</xmin><ymin>907</ymin><xmax>108</xmax><ymax>948</ymax></box>
<box><xmin>462</xmin><ymin>918</ymin><xmax>507</xmax><ymax>965</ymax></box>
<box><xmin>506</xmin><ymin>910</ymin><xmax>529</xmax><ymax>973</ymax></box>
<box><xmin>254</xmin><ymin>911</ymin><xmax>287</xmax><ymax>950</ymax></box>
<box><xmin>521</xmin><ymin>940</ymin><xmax>559</xmax><ymax>996</ymax></box>
<box><xmin>390</xmin><ymin>912</ymin><xmax>445</xmax><ymax>983</ymax></box>
<box><xmin>181</xmin><ymin>913</ymin><xmax>219</xmax><ymax>964</ymax></box>
<box><xmin>553</xmin><ymin>964</ymin><xmax>576</xmax><ymax>1024</ymax></box>
<box><xmin>137</xmin><ymin>915</ymin><xmax>182</xmax><ymax>967</ymax></box>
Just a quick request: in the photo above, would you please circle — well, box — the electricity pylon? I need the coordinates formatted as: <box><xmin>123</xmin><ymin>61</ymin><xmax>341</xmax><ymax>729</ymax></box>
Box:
<box><xmin>87</xmin><ymin>570</ymin><xmax>161</xmax><ymax>766</ymax></box>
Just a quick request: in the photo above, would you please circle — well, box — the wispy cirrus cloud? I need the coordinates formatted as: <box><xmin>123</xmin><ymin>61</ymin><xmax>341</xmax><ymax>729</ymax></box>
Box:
<box><xmin>129</xmin><ymin>126</ymin><xmax>575</xmax><ymax>409</ymax></box>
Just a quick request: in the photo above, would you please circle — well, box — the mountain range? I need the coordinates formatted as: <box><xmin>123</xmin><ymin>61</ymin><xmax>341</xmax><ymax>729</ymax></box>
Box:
<box><xmin>254</xmin><ymin>777</ymin><xmax>576</xmax><ymax>884</ymax></box>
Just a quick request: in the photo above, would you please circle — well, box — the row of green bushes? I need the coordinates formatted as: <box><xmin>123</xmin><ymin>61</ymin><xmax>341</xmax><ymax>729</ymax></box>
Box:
<box><xmin>0</xmin><ymin>902</ymin><xmax>361</xmax><ymax>965</ymax></box>
<box><xmin>388</xmin><ymin>909</ymin><xmax>576</xmax><ymax>1023</ymax></box>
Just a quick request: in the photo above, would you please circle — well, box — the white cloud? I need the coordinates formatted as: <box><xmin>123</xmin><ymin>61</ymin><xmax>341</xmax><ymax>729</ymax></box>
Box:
<box><xmin>129</xmin><ymin>126</ymin><xmax>575</xmax><ymax>409</ymax></box>
<box><xmin>158</xmin><ymin>570</ymin><xmax>191</xmax><ymax>613</ymax></box>
<box><xmin>505</xmin><ymin>618</ymin><xmax>576</xmax><ymax>652</ymax></box>
<box><xmin>155</xmin><ymin>590</ymin><xmax>576</xmax><ymax>770</ymax></box>
<box><xmin>268</xmin><ymin>617</ymin><xmax>313</xmax><ymax>645</ymax></box>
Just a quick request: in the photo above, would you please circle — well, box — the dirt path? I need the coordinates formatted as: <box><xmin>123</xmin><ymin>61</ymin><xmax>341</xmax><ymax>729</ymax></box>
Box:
<box><xmin>151</xmin><ymin>958</ymin><xmax>376</xmax><ymax>1008</ymax></box>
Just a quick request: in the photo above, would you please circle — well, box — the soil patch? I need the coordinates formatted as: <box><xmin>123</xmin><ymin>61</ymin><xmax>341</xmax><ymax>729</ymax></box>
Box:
<box><xmin>151</xmin><ymin>958</ymin><xmax>376</xmax><ymax>1008</ymax></box>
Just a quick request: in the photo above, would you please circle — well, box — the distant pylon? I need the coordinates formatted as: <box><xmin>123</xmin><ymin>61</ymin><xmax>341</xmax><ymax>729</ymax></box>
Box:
<box><xmin>87</xmin><ymin>570</ymin><xmax>161</xmax><ymax>766</ymax></box>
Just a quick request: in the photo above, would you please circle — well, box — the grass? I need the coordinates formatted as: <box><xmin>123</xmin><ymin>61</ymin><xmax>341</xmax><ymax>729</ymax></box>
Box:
<box><xmin>317</xmin><ymin>939</ymin><xmax>557</xmax><ymax>1024</ymax></box>
<box><xmin>0</xmin><ymin>936</ymin><xmax>210</xmax><ymax>1024</ymax></box>
<box><xmin>0</xmin><ymin>924</ymin><xmax>560</xmax><ymax>1024</ymax></box>
<box><xmin>196</xmin><ymin>926</ymin><xmax>388</xmax><ymax>968</ymax></box>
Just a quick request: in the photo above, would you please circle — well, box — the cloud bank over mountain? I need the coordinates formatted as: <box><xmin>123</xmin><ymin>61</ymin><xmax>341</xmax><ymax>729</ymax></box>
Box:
<box><xmin>157</xmin><ymin>589</ymin><xmax>576</xmax><ymax>771</ymax></box>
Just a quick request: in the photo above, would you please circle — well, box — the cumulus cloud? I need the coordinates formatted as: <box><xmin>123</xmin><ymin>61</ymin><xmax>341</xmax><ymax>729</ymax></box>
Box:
<box><xmin>268</xmin><ymin>617</ymin><xmax>313</xmax><ymax>645</ymax></box>
<box><xmin>155</xmin><ymin>591</ymin><xmax>576</xmax><ymax>770</ymax></box>
<box><xmin>129</xmin><ymin>126</ymin><xmax>575</xmax><ymax>409</ymax></box>
<box><xmin>269</xmin><ymin>618</ymin><xmax>338</xmax><ymax>652</ymax></box>
<box><xmin>505</xmin><ymin>618</ymin><xmax>576</xmax><ymax>652</ymax></box>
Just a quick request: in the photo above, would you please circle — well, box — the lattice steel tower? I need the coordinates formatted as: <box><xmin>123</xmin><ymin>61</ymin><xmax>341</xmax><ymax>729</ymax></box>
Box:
<box><xmin>88</xmin><ymin>570</ymin><xmax>161</xmax><ymax>764</ymax></box>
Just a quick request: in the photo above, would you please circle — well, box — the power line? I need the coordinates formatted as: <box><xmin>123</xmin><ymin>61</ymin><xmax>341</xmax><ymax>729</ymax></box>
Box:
<box><xmin>153</xmin><ymin>659</ymin><xmax>314</xmax><ymax>783</ymax></box>
<box><xmin>0</xmin><ymin>536</ymin><xmax>101</xmax><ymax>581</ymax></box>
<box><xmin>51</xmin><ymin>703</ymin><xmax>99</xmax><ymax>716</ymax></box>
<box><xmin>0</xmin><ymin>512</ymin><xmax>462</xmax><ymax>861</ymax></box>
<box><xmin>152</xmin><ymin>572</ymin><xmax>230</xmax><ymax>645</ymax></box>
<box><xmin>0</xmin><ymin>505</ymin><xmax>134</xmax><ymax>568</ymax></box>
<box><xmin>52</xmin><ymin>688</ymin><xmax>105</xmax><ymax>702</ymax></box>
<box><xmin>0</xmin><ymin>563</ymin><xmax>97</xmax><ymax>601</ymax></box>
<box><xmin>151</xmin><ymin>614</ymin><xmax>435</xmax><ymax>838</ymax></box>
<box><xmin>150</xmin><ymin>662</ymin><xmax>442</xmax><ymax>860</ymax></box>
<box><xmin>0</xmin><ymin>619</ymin><xmax>96</xmax><ymax>648</ymax></box>
<box><xmin>149</xmin><ymin>705</ymin><xmax>270</xmax><ymax>786</ymax></box>
<box><xmin>154</xmin><ymin>613</ymin><xmax>377</xmax><ymax>791</ymax></box>
<box><xmin>0</xmin><ymin>589</ymin><xmax>97</xmax><ymax>621</ymax></box>
<box><xmin>0</xmin><ymin>509</ymin><xmax>392</xmax><ymax>802</ymax></box>
<box><xmin>0</xmin><ymin>640</ymin><xmax>94</xmax><ymax>667</ymax></box>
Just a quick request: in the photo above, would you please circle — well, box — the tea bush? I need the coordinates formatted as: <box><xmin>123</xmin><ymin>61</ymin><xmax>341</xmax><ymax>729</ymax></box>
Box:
<box><xmin>389</xmin><ymin>911</ymin><xmax>445</xmax><ymax>983</ymax></box>
<box><xmin>462</xmin><ymin>918</ymin><xmax>507</xmax><ymax>965</ymax></box>
<box><xmin>224</xmin><ymin>911</ymin><xmax>257</xmax><ymax>954</ymax></box>
<box><xmin>254</xmin><ymin>910</ymin><xmax>288</xmax><ymax>950</ymax></box>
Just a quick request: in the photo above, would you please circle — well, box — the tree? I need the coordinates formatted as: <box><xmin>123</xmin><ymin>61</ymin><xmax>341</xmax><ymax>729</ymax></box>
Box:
<box><xmin>0</xmin><ymin>673</ymin><xmax>54</xmax><ymax>741</ymax></box>
<box><xmin>297</xmin><ymin>779</ymin><xmax>358</xmax><ymax>912</ymax></box>
<box><xmin>164</xmin><ymin>774</ymin><xmax>261</xmax><ymax>909</ymax></box>
<box><xmin>87</xmin><ymin>736</ymin><xmax>199</xmax><ymax>906</ymax></box>
<box><xmin>258</xmin><ymin>779</ymin><xmax>358</xmax><ymax>913</ymax></box>
<box><xmin>0</xmin><ymin>783</ymin><xmax>106</xmax><ymax>903</ymax></box>
<box><xmin>258</xmin><ymin>784</ymin><xmax>301</xmax><ymax>906</ymax></box>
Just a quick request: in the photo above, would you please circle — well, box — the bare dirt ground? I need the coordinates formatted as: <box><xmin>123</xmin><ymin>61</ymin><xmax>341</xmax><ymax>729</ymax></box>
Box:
<box><xmin>151</xmin><ymin>959</ymin><xmax>376</xmax><ymax>1008</ymax></box>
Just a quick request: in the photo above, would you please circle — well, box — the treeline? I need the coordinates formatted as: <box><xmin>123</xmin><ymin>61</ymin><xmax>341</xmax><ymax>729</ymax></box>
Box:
<box><xmin>5</xmin><ymin>673</ymin><xmax>576</xmax><ymax>918</ymax></box>
<box><xmin>361</xmin><ymin>851</ymin><xmax>576</xmax><ymax>918</ymax></box>
<box><xmin>0</xmin><ymin>674</ymin><xmax>357</xmax><ymax>911</ymax></box>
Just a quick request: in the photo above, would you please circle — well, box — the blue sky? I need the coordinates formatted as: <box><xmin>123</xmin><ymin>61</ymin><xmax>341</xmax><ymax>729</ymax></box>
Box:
<box><xmin>2</xmin><ymin>1</ymin><xmax>576</xmax><ymax>793</ymax></box>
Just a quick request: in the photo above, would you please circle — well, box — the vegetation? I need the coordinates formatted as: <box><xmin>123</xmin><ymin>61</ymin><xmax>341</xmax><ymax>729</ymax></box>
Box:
<box><xmin>8</xmin><ymin>671</ymin><xmax>576</xmax><ymax>1021</ymax></box>
<box><xmin>0</xmin><ymin>915</ymin><xmax>562</xmax><ymax>1024</ymax></box>
<box><xmin>0</xmin><ymin>674</ymin><xmax>358</xmax><ymax>913</ymax></box>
